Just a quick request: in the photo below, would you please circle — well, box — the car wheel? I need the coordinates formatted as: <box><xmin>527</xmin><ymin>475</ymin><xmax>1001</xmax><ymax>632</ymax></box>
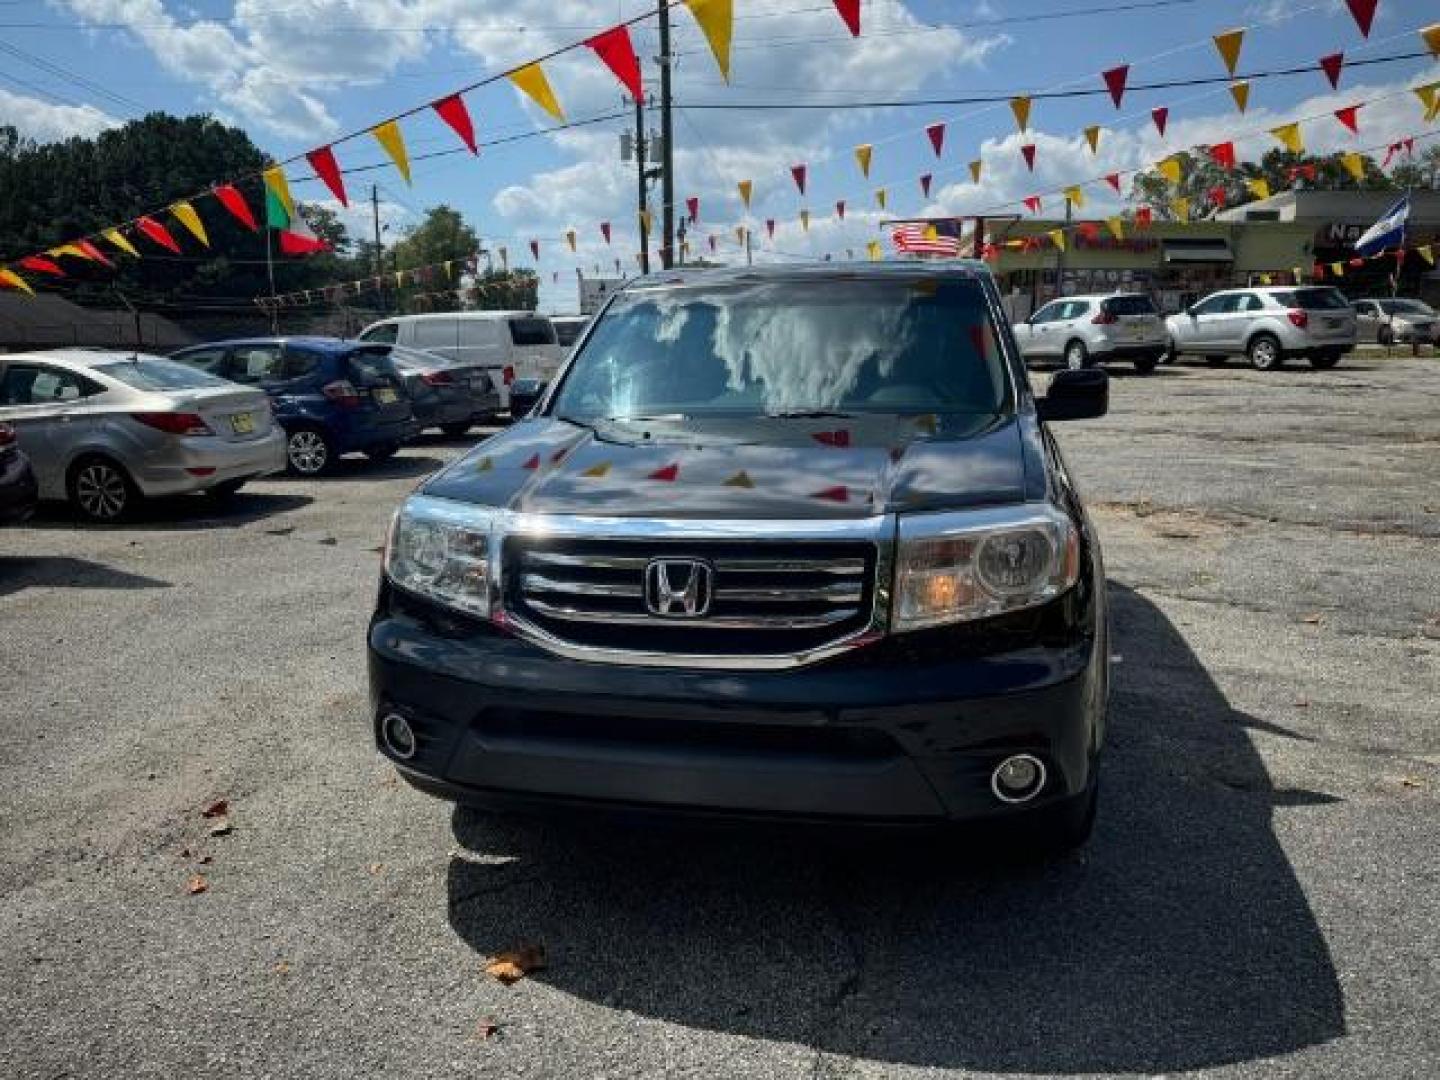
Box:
<box><xmin>286</xmin><ymin>427</ymin><xmax>332</xmax><ymax>476</ymax></box>
<box><xmin>1133</xmin><ymin>352</ymin><xmax>1159</xmax><ymax>375</ymax></box>
<box><xmin>1247</xmin><ymin>334</ymin><xmax>1283</xmax><ymax>371</ymax></box>
<box><xmin>1064</xmin><ymin>340</ymin><xmax>1090</xmax><ymax>371</ymax></box>
<box><xmin>206</xmin><ymin>479</ymin><xmax>247</xmax><ymax>499</ymax></box>
<box><xmin>365</xmin><ymin>442</ymin><xmax>400</xmax><ymax>462</ymax></box>
<box><xmin>1310</xmin><ymin>351</ymin><xmax>1342</xmax><ymax>370</ymax></box>
<box><xmin>439</xmin><ymin>421</ymin><xmax>472</xmax><ymax>438</ymax></box>
<box><xmin>68</xmin><ymin>456</ymin><xmax>137</xmax><ymax>523</ymax></box>
<box><xmin>1377</xmin><ymin>325</ymin><xmax>1393</xmax><ymax>346</ymax></box>
<box><xmin>1162</xmin><ymin>339</ymin><xmax>1178</xmax><ymax>364</ymax></box>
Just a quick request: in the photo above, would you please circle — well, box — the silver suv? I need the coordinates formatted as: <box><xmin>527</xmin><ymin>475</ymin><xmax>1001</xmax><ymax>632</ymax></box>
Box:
<box><xmin>1165</xmin><ymin>286</ymin><xmax>1356</xmax><ymax>371</ymax></box>
<box><xmin>1012</xmin><ymin>293</ymin><xmax>1167</xmax><ymax>374</ymax></box>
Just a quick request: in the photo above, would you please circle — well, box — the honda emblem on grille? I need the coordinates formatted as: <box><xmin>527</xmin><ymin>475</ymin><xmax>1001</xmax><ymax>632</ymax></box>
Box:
<box><xmin>644</xmin><ymin>559</ymin><xmax>713</xmax><ymax>618</ymax></box>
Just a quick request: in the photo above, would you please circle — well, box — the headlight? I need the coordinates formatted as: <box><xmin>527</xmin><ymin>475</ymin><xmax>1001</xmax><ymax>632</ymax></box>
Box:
<box><xmin>384</xmin><ymin>495</ymin><xmax>496</xmax><ymax>617</ymax></box>
<box><xmin>893</xmin><ymin>505</ymin><xmax>1080</xmax><ymax>632</ymax></box>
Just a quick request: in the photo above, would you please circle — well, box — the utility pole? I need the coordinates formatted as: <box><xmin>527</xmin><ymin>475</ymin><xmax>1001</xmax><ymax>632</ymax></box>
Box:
<box><xmin>264</xmin><ymin>225</ymin><xmax>278</xmax><ymax>333</ymax></box>
<box><xmin>635</xmin><ymin>94</ymin><xmax>650</xmax><ymax>274</ymax></box>
<box><xmin>658</xmin><ymin>0</ymin><xmax>675</xmax><ymax>269</ymax></box>
<box><xmin>1055</xmin><ymin>197</ymin><xmax>1073</xmax><ymax>299</ymax></box>
<box><xmin>371</xmin><ymin>184</ymin><xmax>385</xmax><ymax>314</ymax></box>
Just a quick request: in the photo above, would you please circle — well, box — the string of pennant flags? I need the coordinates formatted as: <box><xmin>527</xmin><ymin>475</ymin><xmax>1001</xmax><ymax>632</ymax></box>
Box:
<box><xmin>0</xmin><ymin>3</ymin><xmax>1436</xmax><ymax>301</ymax></box>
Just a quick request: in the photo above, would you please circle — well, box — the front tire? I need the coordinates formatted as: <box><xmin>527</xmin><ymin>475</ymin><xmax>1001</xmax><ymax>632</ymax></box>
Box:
<box><xmin>1247</xmin><ymin>334</ymin><xmax>1283</xmax><ymax>371</ymax></box>
<box><xmin>68</xmin><ymin>456</ymin><xmax>137</xmax><ymax>523</ymax></box>
<box><xmin>1064</xmin><ymin>340</ymin><xmax>1090</xmax><ymax>371</ymax></box>
<box><xmin>286</xmin><ymin>426</ymin><xmax>333</xmax><ymax>476</ymax></box>
<box><xmin>1377</xmin><ymin>325</ymin><xmax>1393</xmax><ymax>346</ymax></box>
<box><xmin>1133</xmin><ymin>352</ymin><xmax>1159</xmax><ymax>375</ymax></box>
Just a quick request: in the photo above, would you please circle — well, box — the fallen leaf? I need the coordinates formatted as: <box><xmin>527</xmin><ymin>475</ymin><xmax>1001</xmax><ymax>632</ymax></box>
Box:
<box><xmin>273</xmin><ymin>960</ymin><xmax>292</xmax><ymax>976</ymax></box>
<box><xmin>208</xmin><ymin>817</ymin><xmax>233</xmax><ymax>837</ymax></box>
<box><xmin>202</xmin><ymin>799</ymin><xmax>229</xmax><ymax>818</ymax></box>
<box><xmin>1301</xmin><ymin>613</ymin><xmax>1324</xmax><ymax>625</ymax></box>
<box><xmin>485</xmin><ymin>943</ymin><xmax>546</xmax><ymax>986</ymax></box>
<box><xmin>1400</xmin><ymin>777</ymin><xmax>1424</xmax><ymax>789</ymax></box>
<box><xmin>185</xmin><ymin>874</ymin><xmax>209</xmax><ymax>896</ymax></box>
<box><xmin>474</xmin><ymin>1018</ymin><xmax>500</xmax><ymax>1041</ymax></box>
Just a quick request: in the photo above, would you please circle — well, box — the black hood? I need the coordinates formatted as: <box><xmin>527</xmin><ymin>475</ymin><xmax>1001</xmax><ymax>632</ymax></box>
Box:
<box><xmin>422</xmin><ymin>412</ymin><xmax>1033</xmax><ymax>519</ymax></box>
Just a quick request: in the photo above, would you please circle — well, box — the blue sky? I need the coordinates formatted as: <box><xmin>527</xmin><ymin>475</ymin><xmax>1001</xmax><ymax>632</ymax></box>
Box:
<box><xmin>2</xmin><ymin>0</ymin><xmax>1437</xmax><ymax>309</ymax></box>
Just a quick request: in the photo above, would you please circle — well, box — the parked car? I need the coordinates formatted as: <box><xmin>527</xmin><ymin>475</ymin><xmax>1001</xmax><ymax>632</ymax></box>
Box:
<box><xmin>0</xmin><ymin>422</ymin><xmax>39</xmax><ymax>525</ymax></box>
<box><xmin>550</xmin><ymin>315</ymin><xmax>590</xmax><ymax>348</ymax></box>
<box><xmin>356</xmin><ymin>312</ymin><xmax>563</xmax><ymax>414</ymax></box>
<box><xmin>506</xmin><ymin>377</ymin><xmax>545</xmax><ymax>420</ymax></box>
<box><xmin>1166</xmin><ymin>286</ymin><xmax>1356</xmax><ymax>370</ymax></box>
<box><xmin>1011</xmin><ymin>293</ymin><xmax>1166</xmax><ymax>373</ymax></box>
<box><xmin>1352</xmin><ymin>298</ymin><xmax>1438</xmax><ymax>345</ymax></box>
<box><xmin>369</xmin><ymin>261</ymin><xmax>1111</xmax><ymax>850</ymax></box>
<box><xmin>0</xmin><ymin>351</ymin><xmax>285</xmax><ymax>522</ymax></box>
<box><xmin>383</xmin><ymin>345</ymin><xmax>500</xmax><ymax>437</ymax></box>
<box><xmin>170</xmin><ymin>337</ymin><xmax>419</xmax><ymax>475</ymax></box>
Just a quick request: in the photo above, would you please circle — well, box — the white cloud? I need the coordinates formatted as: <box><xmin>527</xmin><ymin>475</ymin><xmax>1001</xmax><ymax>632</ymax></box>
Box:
<box><xmin>0</xmin><ymin>88</ymin><xmax>120</xmax><ymax>141</ymax></box>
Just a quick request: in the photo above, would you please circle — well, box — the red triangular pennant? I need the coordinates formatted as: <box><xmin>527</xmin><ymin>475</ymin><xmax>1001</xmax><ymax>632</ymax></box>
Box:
<box><xmin>831</xmin><ymin>0</ymin><xmax>860</xmax><ymax>36</ymax></box>
<box><xmin>811</xmin><ymin>429</ymin><xmax>851</xmax><ymax>448</ymax></box>
<box><xmin>1207</xmin><ymin>141</ymin><xmax>1236</xmax><ymax>169</ymax></box>
<box><xmin>647</xmin><ymin>463</ymin><xmax>679</xmax><ymax>482</ymax></box>
<box><xmin>920</xmin><ymin>173</ymin><xmax>932</xmax><ymax>197</ymax></box>
<box><xmin>1334</xmin><ymin>104</ymin><xmax>1360</xmax><ymax>133</ymax></box>
<box><xmin>766</xmin><ymin>218</ymin><xmax>776</xmax><ymax>239</ymax></box>
<box><xmin>432</xmin><ymin>93</ymin><xmax>478</xmax><ymax>154</ymax></box>
<box><xmin>1207</xmin><ymin>184</ymin><xmax>1227</xmax><ymax>207</ymax></box>
<box><xmin>585</xmin><ymin>25</ymin><xmax>643</xmax><ymax>100</ymax></box>
<box><xmin>1319</xmin><ymin>51</ymin><xmax>1344</xmax><ymax>88</ymax></box>
<box><xmin>136</xmin><ymin>215</ymin><xmax>181</xmax><ymax>253</ymax></box>
<box><xmin>686</xmin><ymin>196</ymin><xmax>699</xmax><ymax>222</ymax></box>
<box><xmin>213</xmin><ymin>183</ymin><xmax>257</xmax><ymax>231</ymax></box>
<box><xmin>1151</xmin><ymin>107</ymin><xmax>1169</xmax><ymax>137</ymax></box>
<box><xmin>600</xmin><ymin>221</ymin><xmax>611</xmax><ymax>244</ymax></box>
<box><xmin>529</xmin><ymin>239</ymin><xmax>540</xmax><ymax>261</ymax></box>
<box><xmin>305</xmin><ymin>146</ymin><xmax>348</xmax><ymax>207</ymax></box>
<box><xmin>1023</xmin><ymin>195</ymin><xmax>1042</xmax><ymax>213</ymax></box>
<box><xmin>19</xmin><ymin>255</ymin><xmax>64</xmax><ymax>277</ymax></box>
<box><xmin>1344</xmin><ymin>0</ymin><xmax>1377</xmax><ymax>37</ymax></box>
<box><xmin>521</xmin><ymin>453</ymin><xmax>541</xmax><ymax>471</ymax></box>
<box><xmin>1136</xmin><ymin>206</ymin><xmax>1153</xmax><ymax>228</ymax></box>
<box><xmin>791</xmin><ymin>163</ymin><xmax>807</xmax><ymax>194</ymax></box>
<box><xmin>1105</xmin><ymin>172</ymin><xmax>1123</xmax><ymax>193</ymax></box>
<box><xmin>1102</xmin><ymin>65</ymin><xmax>1129</xmax><ymax>108</ymax></box>
<box><xmin>812</xmin><ymin>485</ymin><xmax>849</xmax><ymax>503</ymax></box>
<box><xmin>926</xmin><ymin>122</ymin><xmax>945</xmax><ymax>157</ymax></box>
<box><xmin>835</xmin><ymin>199</ymin><xmax>846</xmax><ymax>220</ymax></box>
<box><xmin>1020</xmin><ymin>144</ymin><xmax>1036</xmax><ymax>171</ymax></box>
<box><xmin>76</xmin><ymin>239</ymin><xmax>114</xmax><ymax>267</ymax></box>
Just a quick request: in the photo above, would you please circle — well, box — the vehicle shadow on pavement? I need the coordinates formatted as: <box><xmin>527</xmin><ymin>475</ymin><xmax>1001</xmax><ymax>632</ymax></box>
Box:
<box><xmin>0</xmin><ymin>555</ymin><xmax>171</xmax><ymax>596</ymax></box>
<box><xmin>444</xmin><ymin>582</ymin><xmax>1344</xmax><ymax>1073</ymax></box>
<box><xmin>16</xmin><ymin>492</ymin><xmax>312</xmax><ymax>530</ymax></box>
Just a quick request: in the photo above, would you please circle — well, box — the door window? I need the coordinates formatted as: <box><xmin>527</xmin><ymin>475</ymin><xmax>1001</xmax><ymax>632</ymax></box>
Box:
<box><xmin>1029</xmin><ymin>303</ymin><xmax>1062</xmax><ymax>324</ymax></box>
<box><xmin>1190</xmin><ymin>294</ymin><xmax>1231</xmax><ymax>316</ymax></box>
<box><xmin>359</xmin><ymin>323</ymin><xmax>398</xmax><ymax>344</ymax></box>
<box><xmin>0</xmin><ymin>364</ymin><xmax>101</xmax><ymax>405</ymax></box>
<box><xmin>508</xmin><ymin>318</ymin><xmax>557</xmax><ymax>346</ymax></box>
<box><xmin>172</xmin><ymin>347</ymin><xmax>227</xmax><ymax>373</ymax></box>
<box><xmin>230</xmin><ymin>346</ymin><xmax>285</xmax><ymax>384</ymax></box>
<box><xmin>412</xmin><ymin>319</ymin><xmax>459</xmax><ymax>348</ymax></box>
<box><xmin>281</xmin><ymin>348</ymin><xmax>322</xmax><ymax>379</ymax></box>
<box><xmin>458</xmin><ymin>320</ymin><xmax>499</xmax><ymax>347</ymax></box>
<box><xmin>1233</xmin><ymin>293</ymin><xmax>1265</xmax><ymax>312</ymax></box>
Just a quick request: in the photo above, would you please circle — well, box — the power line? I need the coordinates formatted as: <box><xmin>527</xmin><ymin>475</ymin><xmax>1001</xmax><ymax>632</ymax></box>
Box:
<box><xmin>0</xmin><ymin>40</ymin><xmax>147</xmax><ymax>113</ymax></box>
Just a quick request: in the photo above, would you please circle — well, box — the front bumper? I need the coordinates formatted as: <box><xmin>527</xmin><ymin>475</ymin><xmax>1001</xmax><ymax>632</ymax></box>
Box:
<box><xmin>1094</xmin><ymin>340</ymin><xmax>1166</xmax><ymax>360</ymax></box>
<box><xmin>0</xmin><ymin>450</ymin><xmax>38</xmax><ymax>524</ymax></box>
<box><xmin>367</xmin><ymin>582</ymin><xmax>1106</xmax><ymax>825</ymax></box>
<box><xmin>131</xmin><ymin>428</ymin><xmax>287</xmax><ymax>497</ymax></box>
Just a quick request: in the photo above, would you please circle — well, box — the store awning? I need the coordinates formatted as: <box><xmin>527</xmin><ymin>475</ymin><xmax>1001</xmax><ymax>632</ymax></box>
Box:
<box><xmin>1162</xmin><ymin>239</ymin><xmax>1234</xmax><ymax>263</ymax></box>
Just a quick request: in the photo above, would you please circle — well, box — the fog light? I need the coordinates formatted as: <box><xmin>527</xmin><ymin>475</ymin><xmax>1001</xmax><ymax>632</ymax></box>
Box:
<box><xmin>381</xmin><ymin>712</ymin><xmax>416</xmax><ymax>760</ymax></box>
<box><xmin>991</xmin><ymin>754</ymin><xmax>1046</xmax><ymax>804</ymax></box>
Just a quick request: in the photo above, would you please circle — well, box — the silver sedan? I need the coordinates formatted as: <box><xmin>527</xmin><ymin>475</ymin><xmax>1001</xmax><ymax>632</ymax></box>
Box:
<box><xmin>0</xmin><ymin>350</ymin><xmax>286</xmax><ymax>522</ymax></box>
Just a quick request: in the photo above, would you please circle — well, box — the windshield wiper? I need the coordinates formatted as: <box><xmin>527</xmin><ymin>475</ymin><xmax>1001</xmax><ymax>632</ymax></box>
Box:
<box><xmin>764</xmin><ymin>409</ymin><xmax>854</xmax><ymax>419</ymax></box>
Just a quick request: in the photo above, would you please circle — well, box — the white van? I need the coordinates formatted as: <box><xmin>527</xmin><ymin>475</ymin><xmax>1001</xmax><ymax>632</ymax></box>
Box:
<box><xmin>356</xmin><ymin>312</ymin><xmax>562</xmax><ymax>413</ymax></box>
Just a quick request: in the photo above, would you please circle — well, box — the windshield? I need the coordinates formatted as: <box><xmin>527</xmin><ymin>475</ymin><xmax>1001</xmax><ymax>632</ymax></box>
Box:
<box><xmin>1103</xmin><ymin>295</ymin><xmax>1157</xmax><ymax>316</ymax></box>
<box><xmin>508</xmin><ymin>318</ymin><xmax>556</xmax><ymax>346</ymax></box>
<box><xmin>1377</xmin><ymin>299</ymin><xmax>1435</xmax><ymax>316</ymax></box>
<box><xmin>549</xmin><ymin>277</ymin><xmax>1011</xmax><ymax>420</ymax></box>
<box><xmin>1275</xmin><ymin>287</ymin><xmax>1350</xmax><ymax>311</ymax></box>
<box><xmin>95</xmin><ymin>359</ymin><xmax>231</xmax><ymax>391</ymax></box>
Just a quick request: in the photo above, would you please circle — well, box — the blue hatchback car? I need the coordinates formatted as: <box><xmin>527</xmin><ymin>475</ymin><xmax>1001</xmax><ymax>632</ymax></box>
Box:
<box><xmin>170</xmin><ymin>338</ymin><xmax>420</xmax><ymax>475</ymax></box>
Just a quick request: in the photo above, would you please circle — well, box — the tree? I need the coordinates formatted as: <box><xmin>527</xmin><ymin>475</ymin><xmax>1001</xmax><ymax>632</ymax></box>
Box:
<box><xmin>389</xmin><ymin>205</ymin><xmax>480</xmax><ymax>313</ymax></box>
<box><xmin>1390</xmin><ymin>146</ymin><xmax>1440</xmax><ymax>191</ymax></box>
<box><xmin>466</xmin><ymin>269</ymin><xmax>538</xmax><ymax>311</ymax></box>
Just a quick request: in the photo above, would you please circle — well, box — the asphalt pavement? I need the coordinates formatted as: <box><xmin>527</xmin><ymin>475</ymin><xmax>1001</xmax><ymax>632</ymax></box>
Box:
<box><xmin>2</xmin><ymin>353</ymin><xmax>1438</xmax><ymax>1079</ymax></box>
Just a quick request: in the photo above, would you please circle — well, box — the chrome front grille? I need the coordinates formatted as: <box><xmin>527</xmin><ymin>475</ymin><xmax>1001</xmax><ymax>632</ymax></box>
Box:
<box><xmin>503</xmin><ymin>533</ymin><xmax>881</xmax><ymax>663</ymax></box>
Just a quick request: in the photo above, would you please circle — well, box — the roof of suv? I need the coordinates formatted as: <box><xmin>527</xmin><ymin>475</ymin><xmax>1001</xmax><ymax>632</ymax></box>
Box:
<box><xmin>176</xmin><ymin>336</ymin><xmax>367</xmax><ymax>353</ymax></box>
<box><xmin>623</xmin><ymin>259</ymin><xmax>994</xmax><ymax>290</ymax></box>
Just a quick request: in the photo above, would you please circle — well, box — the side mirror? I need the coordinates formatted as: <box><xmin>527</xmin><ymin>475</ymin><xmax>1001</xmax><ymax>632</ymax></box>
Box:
<box><xmin>1038</xmin><ymin>368</ymin><xmax>1108</xmax><ymax>422</ymax></box>
<box><xmin>1185</xmin><ymin>305</ymin><xmax>1199</xmax><ymax>317</ymax></box>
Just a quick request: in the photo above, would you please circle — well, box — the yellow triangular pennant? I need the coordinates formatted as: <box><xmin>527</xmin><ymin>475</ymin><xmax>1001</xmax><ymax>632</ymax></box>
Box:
<box><xmin>1213</xmin><ymin>28</ymin><xmax>1244</xmax><ymax>76</ymax></box>
<box><xmin>854</xmin><ymin>144</ymin><xmax>872</xmax><ymax>178</ymax></box>
<box><xmin>1084</xmin><ymin>125</ymin><xmax>1101</xmax><ymax>154</ymax></box>
<box><xmin>875</xmin><ymin>187</ymin><xmax>887</xmax><ymax>210</ymax></box>
<box><xmin>1341</xmin><ymin>152</ymin><xmax>1365</xmax><ymax>181</ymax></box>
<box><xmin>566</xmin><ymin>229</ymin><xmax>576</xmax><ymax>252</ymax></box>
<box><xmin>1171</xmin><ymin>196</ymin><xmax>1191</xmax><ymax>220</ymax></box>
<box><xmin>581</xmin><ymin>462</ymin><xmax>611</xmax><ymax>477</ymax></box>
<box><xmin>1269</xmin><ymin>121</ymin><xmax>1303</xmax><ymax>154</ymax></box>
<box><xmin>684</xmin><ymin>0</ymin><xmax>733</xmax><ymax>81</ymax></box>
<box><xmin>1229</xmin><ymin>80</ymin><xmax>1250</xmax><ymax>114</ymax></box>
<box><xmin>1415</xmin><ymin>244</ymin><xmax>1434</xmax><ymax>266</ymax></box>
<box><xmin>1415</xmin><ymin>82</ymin><xmax>1440</xmax><ymax>122</ymax></box>
<box><xmin>1420</xmin><ymin>23</ymin><xmax>1440</xmax><ymax>58</ymax></box>
<box><xmin>723</xmin><ymin>470</ymin><xmax>755</xmax><ymax>488</ymax></box>
<box><xmin>968</xmin><ymin>160</ymin><xmax>982</xmax><ymax>183</ymax></box>
<box><xmin>0</xmin><ymin>268</ymin><xmax>34</xmax><ymax>295</ymax></box>
<box><xmin>1330</xmin><ymin>262</ymin><xmax>1344</xmax><ymax>277</ymax></box>
<box><xmin>509</xmin><ymin>62</ymin><xmax>565</xmax><ymax>122</ymax></box>
<box><xmin>1009</xmin><ymin>95</ymin><xmax>1031</xmax><ymax>132</ymax></box>
<box><xmin>475</xmin><ymin>455</ymin><xmax>494</xmax><ymax>472</ymax></box>
<box><xmin>103</xmin><ymin>228</ymin><xmax>139</xmax><ymax>258</ymax></box>
<box><xmin>1247</xmin><ymin>177</ymin><xmax>1271</xmax><ymax>200</ymax></box>
<box><xmin>800</xmin><ymin>209</ymin><xmax>810</xmax><ymax>232</ymax></box>
<box><xmin>47</xmin><ymin>243</ymin><xmax>90</xmax><ymax>261</ymax></box>
<box><xmin>1048</xmin><ymin>229</ymin><xmax>1066</xmax><ymax>251</ymax></box>
<box><xmin>170</xmin><ymin>200</ymin><xmax>209</xmax><ymax>247</ymax></box>
<box><xmin>263</xmin><ymin>166</ymin><xmax>296</xmax><ymax>219</ymax></box>
<box><xmin>371</xmin><ymin>120</ymin><xmax>412</xmax><ymax>184</ymax></box>
<box><xmin>737</xmin><ymin>179</ymin><xmax>752</xmax><ymax>208</ymax></box>
<box><xmin>639</xmin><ymin>209</ymin><xmax>653</xmax><ymax>235</ymax></box>
<box><xmin>866</xmin><ymin>240</ymin><xmax>881</xmax><ymax>261</ymax></box>
<box><xmin>1105</xmin><ymin>216</ymin><xmax>1124</xmax><ymax>240</ymax></box>
<box><xmin>1158</xmin><ymin>157</ymin><xmax>1182</xmax><ymax>185</ymax></box>
<box><xmin>1063</xmin><ymin>185</ymin><xmax>1085</xmax><ymax>209</ymax></box>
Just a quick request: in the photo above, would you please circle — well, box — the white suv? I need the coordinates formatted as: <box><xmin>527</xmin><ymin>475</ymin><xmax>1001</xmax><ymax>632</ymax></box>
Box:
<box><xmin>1012</xmin><ymin>293</ymin><xmax>1167</xmax><ymax>374</ymax></box>
<box><xmin>1165</xmin><ymin>286</ymin><xmax>1356</xmax><ymax>371</ymax></box>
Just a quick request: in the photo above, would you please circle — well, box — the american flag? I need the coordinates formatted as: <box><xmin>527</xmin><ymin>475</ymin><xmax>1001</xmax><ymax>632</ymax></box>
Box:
<box><xmin>890</xmin><ymin>218</ymin><xmax>964</xmax><ymax>257</ymax></box>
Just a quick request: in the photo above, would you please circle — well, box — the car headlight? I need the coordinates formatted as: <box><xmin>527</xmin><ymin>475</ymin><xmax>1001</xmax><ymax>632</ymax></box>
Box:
<box><xmin>384</xmin><ymin>495</ymin><xmax>496</xmax><ymax>617</ymax></box>
<box><xmin>893</xmin><ymin>505</ymin><xmax>1080</xmax><ymax>632</ymax></box>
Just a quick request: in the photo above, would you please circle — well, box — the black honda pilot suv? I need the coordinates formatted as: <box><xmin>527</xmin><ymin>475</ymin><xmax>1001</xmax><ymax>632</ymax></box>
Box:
<box><xmin>369</xmin><ymin>261</ymin><xmax>1111</xmax><ymax>848</ymax></box>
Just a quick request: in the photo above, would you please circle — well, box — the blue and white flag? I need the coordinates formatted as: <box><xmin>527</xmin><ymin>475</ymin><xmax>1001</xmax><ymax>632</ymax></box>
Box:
<box><xmin>1354</xmin><ymin>195</ymin><xmax>1409</xmax><ymax>257</ymax></box>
